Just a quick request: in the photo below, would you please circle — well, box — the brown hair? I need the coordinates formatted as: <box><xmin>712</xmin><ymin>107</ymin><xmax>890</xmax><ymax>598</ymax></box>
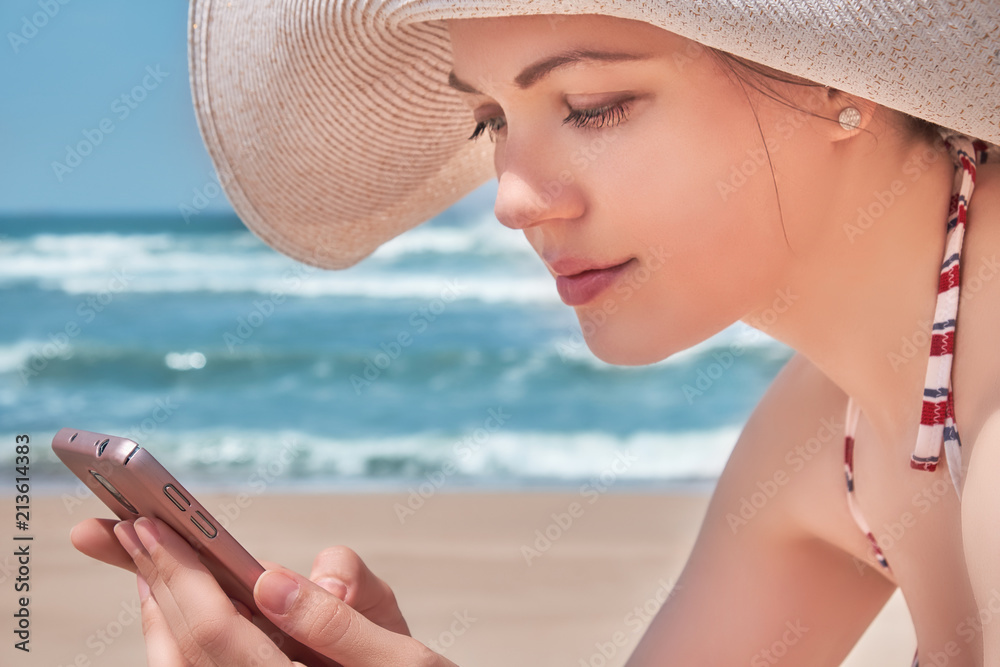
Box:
<box><xmin>708</xmin><ymin>49</ymin><xmax>941</xmax><ymax>142</ymax></box>
<box><xmin>702</xmin><ymin>49</ymin><xmax>942</xmax><ymax>253</ymax></box>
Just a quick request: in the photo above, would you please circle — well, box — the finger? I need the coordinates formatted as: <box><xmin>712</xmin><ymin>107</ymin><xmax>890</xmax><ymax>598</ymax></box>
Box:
<box><xmin>310</xmin><ymin>546</ymin><xmax>409</xmax><ymax>635</ymax></box>
<box><xmin>136</xmin><ymin>573</ymin><xmax>192</xmax><ymax>667</ymax></box>
<box><xmin>123</xmin><ymin>517</ymin><xmax>296</xmax><ymax>667</ymax></box>
<box><xmin>232</xmin><ymin>597</ymin><xmax>254</xmax><ymax>621</ymax></box>
<box><xmin>256</xmin><ymin>569</ymin><xmax>453</xmax><ymax>667</ymax></box>
<box><xmin>118</xmin><ymin>525</ymin><xmax>255</xmax><ymax>648</ymax></box>
<box><xmin>115</xmin><ymin>521</ymin><xmax>208</xmax><ymax>666</ymax></box>
<box><xmin>71</xmin><ymin>518</ymin><xmax>137</xmax><ymax>573</ymax></box>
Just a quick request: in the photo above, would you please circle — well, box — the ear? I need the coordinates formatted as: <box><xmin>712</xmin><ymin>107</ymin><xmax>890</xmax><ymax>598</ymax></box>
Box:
<box><xmin>816</xmin><ymin>87</ymin><xmax>877</xmax><ymax>141</ymax></box>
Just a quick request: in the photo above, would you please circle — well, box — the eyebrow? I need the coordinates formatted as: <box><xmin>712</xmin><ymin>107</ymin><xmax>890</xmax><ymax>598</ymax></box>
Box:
<box><xmin>447</xmin><ymin>49</ymin><xmax>651</xmax><ymax>94</ymax></box>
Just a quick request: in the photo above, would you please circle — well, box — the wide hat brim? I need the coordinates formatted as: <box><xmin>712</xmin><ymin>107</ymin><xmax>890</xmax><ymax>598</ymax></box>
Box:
<box><xmin>188</xmin><ymin>0</ymin><xmax>1000</xmax><ymax>270</ymax></box>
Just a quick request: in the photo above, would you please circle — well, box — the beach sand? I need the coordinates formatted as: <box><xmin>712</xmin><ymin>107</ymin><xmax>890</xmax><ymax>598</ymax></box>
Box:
<box><xmin>4</xmin><ymin>491</ymin><xmax>914</xmax><ymax>666</ymax></box>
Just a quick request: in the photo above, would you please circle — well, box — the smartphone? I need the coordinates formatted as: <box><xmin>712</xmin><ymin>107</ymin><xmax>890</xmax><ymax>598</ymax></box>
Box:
<box><xmin>52</xmin><ymin>427</ymin><xmax>341</xmax><ymax>667</ymax></box>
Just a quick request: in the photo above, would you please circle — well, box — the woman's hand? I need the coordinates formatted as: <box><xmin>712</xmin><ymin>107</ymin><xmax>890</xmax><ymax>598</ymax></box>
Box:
<box><xmin>70</xmin><ymin>518</ymin><xmax>412</xmax><ymax>638</ymax></box>
<box><xmin>306</xmin><ymin>544</ymin><xmax>412</xmax><ymax>638</ymax></box>
<box><xmin>71</xmin><ymin>516</ymin><xmax>457</xmax><ymax>666</ymax></box>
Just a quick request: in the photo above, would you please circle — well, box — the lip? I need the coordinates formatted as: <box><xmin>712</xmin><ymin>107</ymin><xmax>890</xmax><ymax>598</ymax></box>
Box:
<box><xmin>547</xmin><ymin>256</ymin><xmax>632</xmax><ymax>278</ymax></box>
<box><xmin>552</xmin><ymin>257</ymin><xmax>637</xmax><ymax>306</ymax></box>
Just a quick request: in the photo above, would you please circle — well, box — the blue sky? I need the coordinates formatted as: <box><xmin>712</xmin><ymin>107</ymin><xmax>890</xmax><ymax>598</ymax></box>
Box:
<box><xmin>1</xmin><ymin>1</ymin><xmax>499</xmax><ymax>218</ymax></box>
<box><xmin>1</xmin><ymin>1</ymin><xmax>231</xmax><ymax>214</ymax></box>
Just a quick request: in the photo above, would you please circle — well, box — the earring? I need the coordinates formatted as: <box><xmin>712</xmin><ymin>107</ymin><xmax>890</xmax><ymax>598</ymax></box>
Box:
<box><xmin>838</xmin><ymin>107</ymin><xmax>861</xmax><ymax>131</ymax></box>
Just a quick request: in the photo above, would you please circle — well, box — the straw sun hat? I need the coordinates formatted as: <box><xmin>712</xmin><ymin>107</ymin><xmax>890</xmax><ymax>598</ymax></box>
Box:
<box><xmin>187</xmin><ymin>0</ymin><xmax>999</xmax><ymax>270</ymax></box>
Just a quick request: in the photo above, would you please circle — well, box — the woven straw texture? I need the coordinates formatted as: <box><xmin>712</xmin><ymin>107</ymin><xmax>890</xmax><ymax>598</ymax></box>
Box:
<box><xmin>188</xmin><ymin>0</ymin><xmax>999</xmax><ymax>269</ymax></box>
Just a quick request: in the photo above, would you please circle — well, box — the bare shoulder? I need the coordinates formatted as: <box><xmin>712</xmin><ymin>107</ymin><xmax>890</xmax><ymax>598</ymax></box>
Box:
<box><xmin>625</xmin><ymin>351</ymin><xmax>896</xmax><ymax>664</ymax></box>
<box><xmin>715</xmin><ymin>350</ymin><xmax>879</xmax><ymax>558</ymax></box>
<box><xmin>716</xmin><ymin>351</ymin><xmax>846</xmax><ymax>530</ymax></box>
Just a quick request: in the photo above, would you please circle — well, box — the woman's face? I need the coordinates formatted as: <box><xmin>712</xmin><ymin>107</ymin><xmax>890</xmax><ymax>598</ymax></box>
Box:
<box><xmin>447</xmin><ymin>15</ymin><xmax>835</xmax><ymax>365</ymax></box>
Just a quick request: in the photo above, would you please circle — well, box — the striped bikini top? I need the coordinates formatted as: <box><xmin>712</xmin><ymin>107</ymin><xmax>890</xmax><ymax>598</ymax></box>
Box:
<box><xmin>844</xmin><ymin>132</ymin><xmax>991</xmax><ymax>574</ymax></box>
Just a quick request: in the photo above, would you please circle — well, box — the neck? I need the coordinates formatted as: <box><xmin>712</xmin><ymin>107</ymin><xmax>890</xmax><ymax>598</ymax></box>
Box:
<box><xmin>746</xmin><ymin>132</ymin><xmax>958</xmax><ymax>449</ymax></box>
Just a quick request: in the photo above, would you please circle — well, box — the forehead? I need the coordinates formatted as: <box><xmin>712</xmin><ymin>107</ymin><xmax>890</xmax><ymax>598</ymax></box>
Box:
<box><xmin>446</xmin><ymin>14</ymin><xmax>688</xmax><ymax>72</ymax></box>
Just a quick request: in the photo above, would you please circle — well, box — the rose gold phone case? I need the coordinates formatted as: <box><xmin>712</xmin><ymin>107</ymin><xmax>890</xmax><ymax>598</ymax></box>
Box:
<box><xmin>52</xmin><ymin>427</ymin><xmax>340</xmax><ymax>667</ymax></box>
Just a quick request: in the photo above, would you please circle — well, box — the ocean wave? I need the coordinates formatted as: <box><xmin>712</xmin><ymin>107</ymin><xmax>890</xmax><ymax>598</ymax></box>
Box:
<box><xmin>9</xmin><ymin>426</ymin><xmax>741</xmax><ymax>489</ymax></box>
<box><xmin>542</xmin><ymin>320</ymin><xmax>785</xmax><ymax>375</ymax></box>
<box><xmin>0</xmin><ymin>340</ymin><xmax>51</xmax><ymax>374</ymax></box>
<box><xmin>286</xmin><ymin>274</ymin><xmax>556</xmax><ymax>304</ymax></box>
<box><xmin>369</xmin><ymin>212</ymin><xmax>534</xmax><ymax>260</ymax></box>
<box><xmin>0</xmin><ymin>320</ymin><xmax>787</xmax><ymax>389</ymax></box>
<box><xmin>0</xmin><ymin>223</ymin><xmax>558</xmax><ymax>303</ymax></box>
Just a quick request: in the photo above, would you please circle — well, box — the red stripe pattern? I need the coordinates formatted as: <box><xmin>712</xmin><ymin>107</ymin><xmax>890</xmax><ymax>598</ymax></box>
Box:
<box><xmin>842</xmin><ymin>135</ymin><xmax>988</xmax><ymax>667</ymax></box>
<box><xmin>843</xmin><ymin>133</ymin><xmax>989</xmax><ymax>580</ymax></box>
<box><xmin>907</xmin><ymin>134</ymin><xmax>987</xmax><ymax>484</ymax></box>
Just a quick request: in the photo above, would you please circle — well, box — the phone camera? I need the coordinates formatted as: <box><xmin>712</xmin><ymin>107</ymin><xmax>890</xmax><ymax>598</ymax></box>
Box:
<box><xmin>89</xmin><ymin>470</ymin><xmax>139</xmax><ymax>514</ymax></box>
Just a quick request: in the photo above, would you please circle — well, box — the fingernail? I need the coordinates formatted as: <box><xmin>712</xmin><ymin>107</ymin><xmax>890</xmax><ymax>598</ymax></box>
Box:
<box><xmin>316</xmin><ymin>577</ymin><xmax>348</xmax><ymax>600</ymax></box>
<box><xmin>137</xmin><ymin>574</ymin><xmax>150</xmax><ymax>602</ymax></box>
<box><xmin>258</xmin><ymin>571</ymin><xmax>299</xmax><ymax>615</ymax></box>
<box><xmin>134</xmin><ymin>517</ymin><xmax>160</xmax><ymax>551</ymax></box>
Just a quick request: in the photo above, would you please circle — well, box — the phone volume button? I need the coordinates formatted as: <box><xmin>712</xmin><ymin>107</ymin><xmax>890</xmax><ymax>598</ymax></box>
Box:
<box><xmin>163</xmin><ymin>484</ymin><xmax>191</xmax><ymax>512</ymax></box>
<box><xmin>190</xmin><ymin>511</ymin><xmax>218</xmax><ymax>539</ymax></box>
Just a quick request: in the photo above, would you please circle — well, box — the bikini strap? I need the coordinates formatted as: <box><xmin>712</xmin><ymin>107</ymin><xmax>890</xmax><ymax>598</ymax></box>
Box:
<box><xmin>844</xmin><ymin>396</ymin><xmax>893</xmax><ymax>572</ymax></box>
<box><xmin>908</xmin><ymin>133</ymin><xmax>988</xmax><ymax>500</ymax></box>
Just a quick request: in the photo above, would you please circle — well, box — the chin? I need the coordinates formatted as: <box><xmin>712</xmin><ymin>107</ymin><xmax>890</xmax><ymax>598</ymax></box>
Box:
<box><xmin>578</xmin><ymin>308</ymin><xmax>716</xmax><ymax>366</ymax></box>
<box><xmin>580</xmin><ymin>326</ymin><xmax>675</xmax><ymax>366</ymax></box>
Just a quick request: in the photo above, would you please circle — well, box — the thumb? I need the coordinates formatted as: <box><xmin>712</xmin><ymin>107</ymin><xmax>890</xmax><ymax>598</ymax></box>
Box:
<box><xmin>255</xmin><ymin>569</ymin><xmax>454</xmax><ymax>667</ymax></box>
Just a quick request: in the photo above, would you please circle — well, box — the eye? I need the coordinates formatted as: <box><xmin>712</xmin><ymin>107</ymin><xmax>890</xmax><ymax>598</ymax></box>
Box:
<box><xmin>467</xmin><ymin>98</ymin><xmax>634</xmax><ymax>143</ymax></box>
<box><xmin>563</xmin><ymin>99</ymin><xmax>633</xmax><ymax>129</ymax></box>
<box><xmin>468</xmin><ymin>116</ymin><xmax>506</xmax><ymax>142</ymax></box>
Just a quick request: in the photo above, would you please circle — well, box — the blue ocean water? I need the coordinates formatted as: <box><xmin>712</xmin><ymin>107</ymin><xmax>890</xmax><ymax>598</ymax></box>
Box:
<box><xmin>0</xmin><ymin>194</ymin><xmax>793</xmax><ymax>492</ymax></box>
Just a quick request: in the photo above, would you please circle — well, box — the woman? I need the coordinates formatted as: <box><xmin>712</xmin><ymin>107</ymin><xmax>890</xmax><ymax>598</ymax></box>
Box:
<box><xmin>72</xmin><ymin>0</ymin><xmax>1000</xmax><ymax>665</ymax></box>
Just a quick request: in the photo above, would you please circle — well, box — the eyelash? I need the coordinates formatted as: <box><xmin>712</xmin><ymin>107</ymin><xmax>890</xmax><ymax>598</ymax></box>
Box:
<box><xmin>468</xmin><ymin>100</ymin><xmax>633</xmax><ymax>142</ymax></box>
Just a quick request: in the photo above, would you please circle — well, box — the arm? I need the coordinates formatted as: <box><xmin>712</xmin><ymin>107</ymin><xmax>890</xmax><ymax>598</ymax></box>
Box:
<box><xmin>960</xmin><ymin>409</ymin><xmax>1000</xmax><ymax>664</ymax></box>
<box><xmin>627</xmin><ymin>352</ymin><xmax>897</xmax><ymax>665</ymax></box>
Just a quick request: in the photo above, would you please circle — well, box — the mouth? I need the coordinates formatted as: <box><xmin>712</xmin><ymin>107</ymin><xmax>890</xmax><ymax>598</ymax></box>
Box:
<box><xmin>554</xmin><ymin>258</ymin><xmax>637</xmax><ymax>306</ymax></box>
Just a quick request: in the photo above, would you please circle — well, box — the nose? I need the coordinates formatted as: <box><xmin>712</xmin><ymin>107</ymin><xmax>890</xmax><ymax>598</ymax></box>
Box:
<box><xmin>492</xmin><ymin>145</ymin><xmax>585</xmax><ymax>230</ymax></box>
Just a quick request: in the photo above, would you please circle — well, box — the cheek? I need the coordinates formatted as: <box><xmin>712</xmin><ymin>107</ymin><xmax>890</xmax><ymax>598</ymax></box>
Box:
<box><xmin>574</xmin><ymin>105</ymin><xmax>789</xmax><ymax>363</ymax></box>
<box><xmin>608</xmin><ymin>119</ymin><xmax>785</xmax><ymax>278</ymax></box>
